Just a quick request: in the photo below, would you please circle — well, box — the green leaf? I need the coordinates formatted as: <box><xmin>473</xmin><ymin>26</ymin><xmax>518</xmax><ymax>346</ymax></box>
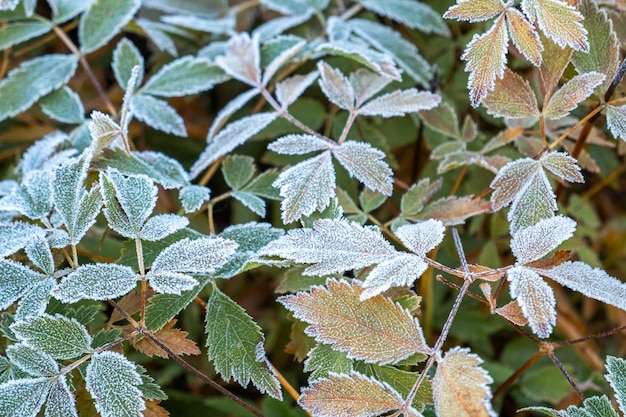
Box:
<box><xmin>92</xmin><ymin>328</ymin><xmax>123</xmax><ymax>349</ymax></box>
<box><xmin>0</xmin><ymin>257</ymin><xmax>44</xmax><ymax>310</ymax></box>
<box><xmin>179</xmin><ymin>185</ymin><xmax>210</xmax><ymax>213</ymax></box>
<box><xmin>222</xmin><ymin>154</ymin><xmax>256</xmax><ymax>190</ymax></box>
<box><xmin>304</xmin><ymin>344</ymin><xmax>353</xmax><ymax>381</ymax></box>
<box><xmin>6</xmin><ymin>343</ymin><xmax>58</xmax><ymax>377</ymax></box>
<box><xmin>136</xmin><ymin>364</ymin><xmax>167</xmax><ymax>401</ymax></box>
<box><xmin>86</xmin><ymin>351</ymin><xmax>145</xmax><ymax>417</ymax></box>
<box><xmin>135</xmin><ymin>18</ymin><xmax>177</xmax><ymax>56</ymax></box>
<box><xmin>359</xmin><ymin>189</ymin><xmax>386</xmax><ymax>213</ymax></box>
<box><xmin>401</xmin><ymin>178</ymin><xmax>441</xmax><ymax>219</ymax></box>
<box><xmin>112</xmin><ymin>38</ymin><xmax>145</xmax><ymax>90</ymax></box>
<box><xmin>606</xmin><ymin>356</ymin><xmax>626</xmax><ymax>415</ymax></box>
<box><xmin>139</xmin><ymin>214</ymin><xmax>189</xmax><ymax>242</ymax></box>
<box><xmin>49</xmin><ymin>0</ymin><xmax>91</xmax><ymax>23</ymax></box>
<box><xmin>206</xmin><ymin>285</ymin><xmax>282</xmax><ymax>399</ymax></box>
<box><xmin>11</xmin><ymin>314</ymin><xmax>92</xmax><ymax>360</ymax></box>
<box><xmin>241</xmin><ymin>170</ymin><xmax>281</xmax><ymax>200</ymax></box>
<box><xmin>130</xmin><ymin>94</ymin><xmax>187</xmax><ymax>137</ymax></box>
<box><xmin>45</xmin><ymin>377</ymin><xmax>79</xmax><ymax>417</ymax></box>
<box><xmin>0</xmin><ymin>378</ymin><xmax>52</xmax><ymax>417</ymax></box>
<box><xmin>141</xmin><ymin>57</ymin><xmax>227</xmax><ymax>97</ymax></box>
<box><xmin>39</xmin><ymin>86</ymin><xmax>84</xmax><ymax>124</ymax></box>
<box><xmin>0</xmin><ymin>54</ymin><xmax>78</xmax><ymax>122</ymax></box>
<box><xmin>566</xmin><ymin>396</ymin><xmax>618</xmax><ymax>417</ymax></box>
<box><xmin>14</xmin><ymin>277</ymin><xmax>55</xmax><ymax>321</ymax></box>
<box><xmin>233</xmin><ymin>191</ymin><xmax>267</xmax><ymax>217</ymax></box>
<box><xmin>79</xmin><ymin>0</ymin><xmax>141</xmax><ymax>54</ymax></box>
<box><xmin>0</xmin><ymin>21</ymin><xmax>50</xmax><ymax>50</ymax></box>
<box><xmin>53</xmin><ymin>264</ymin><xmax>139</xmax><ymax>303</ymax></box>
<box><xmin>359</xmin><ymin>0</ymin><xmax>450</xmax><ymax>36</ymax></box>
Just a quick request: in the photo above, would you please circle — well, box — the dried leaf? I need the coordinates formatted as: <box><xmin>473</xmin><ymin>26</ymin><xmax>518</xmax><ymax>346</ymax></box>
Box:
<box><xmin>495</xmin><ymin>300</ymin><xmax>528</xmax><ymax>326</ymax></box>
<box><xmin>482</xmin><ymin>69</ymin><xmax>539</xmax><ymax>118</ymax></box>
<box><xmin>508</xmin><ymin>266</ymin><xmax>556</xmax><ymax>338</ymax></box>
<box><xmin>420</xmin><ymin>196</ymin><xmax>492</xmax><ymax>226</ymax></box>
<box><xmin>506</xmin><ymin>8</ymin><xmax>543</xmax><ymax>66</ymax></box>
<box><xmin>279</xmin><ymin>279</ymin><xmax>430</xmax><ymax>364</ymax></box>
<box><xmin>134</xmin><ymin>328</ymin><xmax>201</xmax><ymax>358</ymax></box>
<box><xmin>462</xmin><ymin>16</ymin><xmax>508</xmax><ymax>106</ymax></box>
<box><xmin>543</xmin><ymin>72</ymin><xmax>605</xmax><ymax>119</ymax></box>
<box><xmin>317</xmin><ymin>61</ymin><xmax>354</xmax><ymax>111</ymax></box>
<box><xmin>299</xmin><ymin>372</ymin><xmax>420</xmax><ymax>417</ymax></box>
<box><xmin>433</xmin><ymin>347</ymin><xmax>496</xmax><ymax>417</ymax></box>
<box><xmin>358</xmin><ymin>89</ymin><xmax>440</xmax><ymax>118</ymax></box>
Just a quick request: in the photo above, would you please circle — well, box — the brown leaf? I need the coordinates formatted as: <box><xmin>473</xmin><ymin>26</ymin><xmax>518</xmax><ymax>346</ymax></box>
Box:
<box><xmin>108</xmin><ymin>289</ymin><xmax>155</xmax><ymax>325</ymax></box>
<box><xmin>495</xmin><ymin>300</ymin><xmax>528</xmax><ymax>326</ymax></box>
<box><xmin>483</xmin><ymin>126</ymin><xmax>525</xmax><ymax>153</ymax></box>
<box><xmin>279</xmin><ymin>279</ymin><xmax>430</xmax><ymax>364</ymax></box>
<box><xmin>470</xmin><ymin>265</ymin><xmax>505</xmax><ymax>282</ymax></box>
<box><xmin>526</xmin><ymin>250</ymin><xmax>571</xmax><ymax>270</ymax></box>
<box><xmin>482</xmin><ymin>69</ymin><xmax>539</xmax><ymax>118</ymax></box>
<box><xmin>433</xmin><ymin>347</ymin><xmax>496</xmax><ymax>417</ymax></box>
<box><xmin>462</xmin><ymin>16</ymin><xmax>508</xmax><ymax>106</ymax></box>
<box><xmin>479</xmin><ymin>282</ymin><xmax>496</xmax><ymax>309</ymax></box>
<box><xmin>421</xmin><ymin>196</ymin><xmax>492</xmax><ymax>226</ymax></box>
<box><xmin>144</xmin><ymin>401</ymin><xmax>170</xmax><ymax>417</ymax></box>
<box><xmin>506</xmin><ymin>8</ymin><xmax>543</xmax><ymax>66</ymax></box>
<box><xmin>135</xmin><ymin>327</ymin><xmax>201</xmax><ymax>358</ymax></box>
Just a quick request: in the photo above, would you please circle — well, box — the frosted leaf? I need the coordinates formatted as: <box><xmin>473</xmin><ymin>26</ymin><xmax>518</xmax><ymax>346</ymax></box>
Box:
<box><xmin>360</xmin><ymin>254</ymin><xmax>428</xmax><ymax>300</ymax></box>
<box><xmin>222</xmin><ymin>154</ymin><xmax>256</xmax><ymax>190</ymax></box>
<box><xmin>206</xmin><ymin>285</ymin><xmax>281</xmax><ymax>398</ymax></box>
<box><xmin>0</xmin><ymin>378</ymin><xmax>51</xmax><ymax>417</ymax></box>
<box><xmin>253</xmin><ymin>12</ymin><xmax>312</xmax><ymax>42</ymax></box>
<box><xmin>179</xmin><ymin>185</ymin><xmax>210</xmax><ymax>213</ymax></box>
<box><xmin>262</xmin><ymin>39</ymin><xmax>306</xmax><ymax>86</ymax></box>
<box><xmin>151</xmin><ymin>237</ymin><xmax>238</xmax><ymax>275</ymax></box>
<box><xmin>525</xmin><ymin>0</ymin><xmax>589</xmax><ymax>52</ymax></box>
<box><xmin>280</xmin><ymin>279</ymin><xmax>430</xmax><ymax>364</ymax></box>
<box><xmin>606</xmin><ymin>357</ymin><xmax>626</xmax><ymax>415</ymax></box>
<box><xmin>190</xmin><ymin>112</ymin><xmax>277</xmax><ymax>180</ymax></box>
<box><xmin>6</xmin><ymin>344</ymin><xmax>58</xmax><ymax>377</ymax></box>
<box><xmin>395</xmin><ymin>219</ymin><xmax>446</xmax><ymax>257</ymax></box>
<box><xmin>49</xmin><ymin>0</ymin><xmax>91</xmax><ymax>23</ymax></box>
<box><xmin>16</xmin><ymin>131</ymin><xmax>74</xmax><ymax>176</ymax></box>
<box><xmin>506</xmin><ymin>8</ymin><xmax>543</xmax><ymax>67</ymax></box>
<box><xmin>538</xmin><ymin>261</ymin><xmax>626</xmax><ymax>312</ymax></box>
<box><xmin>140</xmin><ymin>57</ymin><xmax>226</xmax><ymax>97</ymax></box>
<box><xmin>86</xmin><ymin>351</ymin><xmax>145</xmax><ymax>417</ymax></box>
<box><xmin>540</xmin><ymin>152</ymin><xmax>584</xmax><ymax>183</ymax></box>
<box><xmin>45</xmin><ymin>377</ymin><xmax>78</xmax><ymax>417</ymax></box>
<box><xmin>53</xmin><ymin>264</ymin><xmax>139</xmax><ymax>303</ymax></box>
<box><xmin>273</xmin><ymin>151</ymin><xmax>336</xmax><ymax>224</ymax></box>
<box><xmin>420</xmin><ymin>195</ymin><xmax>492</xmax><ymax>226</ymax></box>
<box><xmin>112</xmin><ymin>38</ymin><xmax>144</xmax><ymax>90</ymax></box>
<box><xmin>332</xmin><ymin>141</ymin><xmax>393</xmax><ymax>195</ymax></box>
<box><xmin>299</xmin><ymin>372</ymin><xmax>419</xmax><ymax>417</ymax></box>
<box><xmin>99</xmin><ymin>171</ymin><xmax>135</xmax><ymax>238</ymax></box>
<box><xmin>207</xmin><ymin>88</ymin><xmax>259</xmax><ymax>140</ymax></box>
<box><xmin>507</xmin><ymin>169</ymin><xmax>556</xmax><ymax>233</ymax></box>
<box><xmin>443</xmin><ymin>0</ymin><xmax>503</xmax><ymax>22</ymax></box>
<box><xmin>39</xmin><ymin>86</ymin><xmax>84</xmax><ymax>124</ymax></box>
<box><xmin>46</xmin><ymin>228</ymin><xmax>69</xmax><ymax>249</ymax></box>
<box><xmin>268</xmin><ymin>134</ymin><xmax>333</xmax><ymax>155</ymax></box>
<box><xmin>161</xmin><ymin>14</ymin><xmax>235</xmax><ymax>34</ymax></box>
<box><xmin>0</xmin><ymin>54</ymin><xmax>78</xmax><ymax>122</ymax></box>
<box><xmin>147</xmin><ymin>271</ymin><xmax>198</xmax><ymax>295</ymax></box>
<box><xmin>0</xmin><ymin>0</ymin><xmax>18</xmax><ymax>10</ymax></box>
<box><xmin>15</xmin><ymin>278</ymin><xmax>55</xmax><ymax>321</ymax></box>
<box><xmin>401</xmin><ymin>178</ymin><xmax>441</xmax><ymax>218</ymax></box>
<box><xmin>260</xmin><ymin>219</ymin><xmax>397</xmax><ymax>275</ymax></box>
<box><xmin>119</xmin><ymin>66</ymin><xmax>139</xmax><ymax>141</ymax></box>
<box><xmin>349</xmin><ymin>18</ymin><xmax>431</xmax><ymax>86</ymax></box>
<box><xmin>139</xmin><ymin>214</ymin><xmax>189</xmax><ymax>242</ymax></box>
<box><xmin>135</xmin><ymin>18</ymin><xmax>177</xmax><ymax>56</ymax></box>
<box><xmin>79</xmin><ymin>0</ymin><xmax>141</xmax><ymax>54</ymax></box>
<box><xmin>0</xmin><ymin>222</ymin><xmax>45</xmax><ymax>257</ymax></box>
<box><xmin>88</xmin><ymin>111</ymin><xmax>121</xmax><ymax>151</ymax></box>
<box><xmin>605</xmin><ymin>104</ymin><xmax>626</xmax><ymax>141</ymax></box>
<box><xmin>543</xmin><ymin>72</ymin><xmax>605</xmax><ymax>119</ymax></box>
<box><xmin>216</xmin><ymin>32</ymin><xmax>261</xmax><ymax>86</ymax></box>
<box><xmin>11</xmin><ymin>313</ymin><xmax>92</xmax><ymax>359</ymax></box>
<box><xmin>130</xmin><ymin>94</ymin><xmax>187</xmax><ymax>137</ymax></box>
<box><xmin>349</xmin><ymin>68</ymin><xmax>393</xmax><ymax>106</ymax></box>
<box><xmin>14</xmin><ymin>169</ymin><xmax>54</xmax><ymax>220</ymax></box>
<box><xmin>317</xmin><ymin>61</ymin><xmax>355</xmax><ymax>111</ymax></box>
<box><xmin>511</xmin><ymin>215</ymin><xmax>575</xmax><ymax>264</ymax></box>
<box><xmin>482</xmin><ymin>69</ymin><xmax>540</xmax><ymax>119</ymax></box>
<box><xmin>360</xmin><ymin>0</ymin><xmax>450</xmax><ymax>36</ymax></box>
<box><xmin>232</xmin><ymin>192</ymin><xmax>266</xmax><ymax>216</ymax></box>
<box><xmin>304</xmin><ymin>344</ymin><xmax>353</xmax><ymax>381</ymax></box>
<box><xmin>508</xmin><ymin>266</ymin><xmax>556</xmax><ymax>338</ymax></box>
<box><xmin>0</xmin><ymin>258</ymin><xmax>43</xmax><ymax>310</ymax></box>
<box><xmin>433</xmin><ymin>347</ymin><xmax>496</xmax><ymax>417</ymax></box>
<box><xmin>358</xmin><ymin>89</ymin><xmax>441</xmax><ymax>117</ymax></box>
<box><xmin>103</xmin><ymin>169</ymin><xmax>157</xmax><ymax>234</ymax></box>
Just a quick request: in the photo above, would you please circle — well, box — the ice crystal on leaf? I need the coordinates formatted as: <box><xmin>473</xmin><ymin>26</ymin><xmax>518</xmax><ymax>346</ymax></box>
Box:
<box><xmin>85</xmin><ymin>351</ymin><xmax>145</xmax><ymax>417</ymax></box>
<box><xmin>6</xmin><ymin>343</ymin><xmax>58</xmax><ymax>377</ymax></box>
<box><xmin>318</xmin><ymin>61</ymin><xmax>355</xmax><ymax>111</ymax></box>
<box><xmin>0</xmin><ymin>222</ymin><xmax>46</xmax><ymax>258</ymax></box>
<box><xmin>45</xmin><ymin>377</ymin><xmax>78</xmax><ymax>417</ymax></box>
<box><xmin>215</xmin><ymin>32</ymin><xmax>260</xmax><ymax>86</ymax></box>
<box><xmin>510</xmin><ymin>215</ymin><xmax>576</xmax><ymax>264</ymax></box>
<box><xmin>0</xmin><ymin>258</ymin><xmax>44</xmax><ymax>310</ymax></box>
<box><xmin>0</xmin><ymin>377</ymin><xmax>51</xmax><ymax>417</ymax></box>
<box><xmin>276</xmin><ymin>71</ymin><xmax>319</xmax><ymax>109</ymax></box>
<box><xmin>53</xmin><ymin>264</ymin><xmax>139</xmax><ymax>303</ymax></box>
<box><xmin>280</xmin><ymin>279</ymin><xmax>430</xmax><ymax>364</ymax></box>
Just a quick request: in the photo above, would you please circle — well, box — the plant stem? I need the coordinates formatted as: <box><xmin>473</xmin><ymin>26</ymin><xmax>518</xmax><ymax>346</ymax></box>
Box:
<box><xmin>135</xmin><ymin>238</ymin><xmax>147</xmax><ymax>327</ymax></box>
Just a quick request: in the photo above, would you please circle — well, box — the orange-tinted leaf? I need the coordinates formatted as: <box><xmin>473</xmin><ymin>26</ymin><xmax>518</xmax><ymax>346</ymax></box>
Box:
<box><xmin>532</xmin><ymin>0</ymin><xmax>589</xmax><ymax>52</ymax></box>
<box><xmin>479</xmin><ymin>282</ymin><xmax>495</xmax><ymax>308</ymax></box>
<box><xmin>538</xmin><ymin>33</ymin><xmax>572</xmax><ymax>99</ymax></box>
<box><xmin>285</xmin><ymin>315</ymin><xmax>316</xmax><ymax>362</ymax></box>
<box><xmin>540</xmin><ymin>151</ymin><xmax>584</xmax><ymax>183</ymax></box>
<box><xmin>470</xmin><ymin>265</ymin><xmax>506</xmax><ymax>282</ymax></box>
<box><xmin>300</xmin><ymin>372</ymin><xmax>422</xmax><ymax>417</ymax></box>
<box><xmin>135</xmin><ymin>328</ymin><xmax>201</xmax><ymax>358</ymax></box>
<box><xmin>543</xmin><ymin>72</ymin><xmax>605</xmax><ymax>119</ymax></box>
<box><xmin>506</xmin><ymin>8</ymin><xmax>543</xmax><ymax>66</ymax></box>
<box><xmin>482</xmin><ymin>69</ymin><xmax>539</xmax><ymax>118</ymax></box>
<box><xmin>433</xmin><ymin>347</ymin><xmax>496</xmax><ymax>417</ymax></box>
<box><xmin>526</xmin><ymin>250</ymin><xmax>571</xmax><ymax>269</ymax></box>
<box><xmin>144</xmin><ymin>401</ymin><xmax>170</xmax><ymax>417</ymax></box>
<box><xmin>495</xmin><ymin>300</ymin><xmax>528</xmax><ymax>326</ymax></box>
<box><xmin>483</xmin><ymin>126</ymin><xmax>525</xmax><ymax>152</ymax></box>
<box><xmin>279</xmin><ymin>279</ymin><xmax>430</xmax><ymax>364</ymax></box>
<box><xmin>462</xmin><ymin>16</ymin><xmax>508</xmax><ymax>106</ymax></box>
<box><xmin>572</xmin><ymin>0</ymin><xmax>620</xmax><ymax>95</ymax></box>
<box><xmin>443</xmin><ymin>0</ymin><xmax>504</xmax><ymax>22</ymax></box>
<box><xmin>421</xmin><ymin>195</ymin><xmax>492</xmax><ymax>226</ymax></box>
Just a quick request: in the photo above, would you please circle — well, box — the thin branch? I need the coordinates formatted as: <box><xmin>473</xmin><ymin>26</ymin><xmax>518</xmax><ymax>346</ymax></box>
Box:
<box><xmin>547</xmin><ymin>350</ymin><xmax>585</xmax><ymax>401</ymax></box>
<box><xmin>493</xmin><ymin>350</ymin><xmax>543</xmax><ymax>399</ymax></box>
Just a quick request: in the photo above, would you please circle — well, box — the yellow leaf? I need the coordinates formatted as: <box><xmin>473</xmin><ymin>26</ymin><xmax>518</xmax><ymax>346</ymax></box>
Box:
<box><xmin>279</xmin><ymin>279</ymin><xmax>430</xmax><ymax>364</ymax></box>
<box><xmin>506</xmin><ymin>8</ymin><xmax>543</xmax><ymax>66</ymax></box>
<box><xmin>144</xmin><ymin>401</ymin><xmax>170</xmax><ymax>417</ymax></box>
<box><xmin>443</xmin><ymin>0</ymin><xmax>504</xmax><ymax>22</ymax></box>
<box><xmin>462</xmin><ymin>16</ymin><xmax>508</xmax><ymax>106</ymax></box>
<box><xmin>532</xmin><ymin>0</ymin><xmax>589</xmax><ymax>51</ymax></box>
<box><xmin>300</xmin><ymin>372</ymin><xmax>422</xmax><ymax>417</ymax></box>
<box><xmin>433</xmin><ymin>348</ymin><xmax>496</xmax><ymax>417</ymax></box>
